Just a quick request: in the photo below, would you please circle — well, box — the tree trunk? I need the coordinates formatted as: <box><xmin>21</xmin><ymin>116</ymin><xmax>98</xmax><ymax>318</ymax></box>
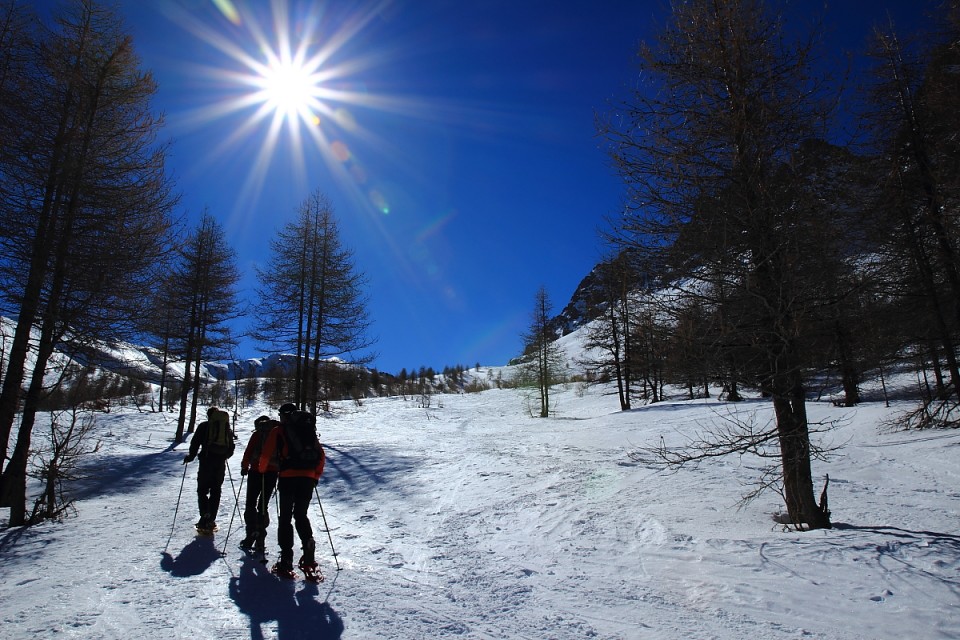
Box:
<box><xmin>772</xmin><ymin>372</ymin><xmax>831</xmax><ymax>530</ymax></box>
<box><xmin>1</xmin><ymin>308</ymin><xmax>59</xmax><ymax>525</ymax></box>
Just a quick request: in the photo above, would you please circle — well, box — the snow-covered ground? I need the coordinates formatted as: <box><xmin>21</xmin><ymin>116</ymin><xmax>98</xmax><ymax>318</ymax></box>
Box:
<box><xmin>1</xmin><ymin>380</ymin><xmax>959</xmax><ymax>639</ymax></box>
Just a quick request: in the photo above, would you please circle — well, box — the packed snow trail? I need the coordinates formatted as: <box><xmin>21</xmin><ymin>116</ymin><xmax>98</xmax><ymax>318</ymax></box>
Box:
<box><xmin>2</xmin><ymin>385</ymin><xmax>960</xmax><ymax>638</ymax></box>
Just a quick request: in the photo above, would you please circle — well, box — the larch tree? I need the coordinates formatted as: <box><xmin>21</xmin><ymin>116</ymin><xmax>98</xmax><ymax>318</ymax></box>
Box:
<box><xmin>254</xmin><ymin>190</ymin><xmax>375</xmax><ymax>413</ymax></box>
<box><xmin>861</xmin><ymin>7</ymin><xmax>960</xmax><ymax>418</ymax></box>
<box><xmin>517</xmin><ymin>286</ymin><xmax>565</xmax><ymax>418</ymax></box>
<box><xmin>603</xmin><ymin>0</ymin><xmax>837</xmax><ymax>529</ymax></box>
<box><xmin>166</xmin><ymin>213</ymin><xmax>241</xmax><ymax>444</ymax></box>
<box><xmin>0</xmin><ymin>0</ymin><xmax>175</xmax><ymax>524</ymax></box>
<box><xmin>579</xmin><ymin>254</ymin><xmax>637</xmax><ymax>411</ymax></box>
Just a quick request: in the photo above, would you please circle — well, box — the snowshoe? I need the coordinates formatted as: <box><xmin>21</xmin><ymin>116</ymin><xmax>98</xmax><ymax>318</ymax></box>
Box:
<box><xmin>271</xmin><ymin>561</ymin><xmax>297</xmax><ymax>580</ymax></box>
<box><xmin>299</xmin><ymin>558</ymin><xmax>324</xmax><ymax>583</ymax></box>
<box><xmin>195</xmin><ymin>513</ymin><xmax>218</xmax><ymax>535</ymax></box>
<box><xmin>297</xmin><ymin>538</ymin><xmax>322</xmax><ymax>582</ymax></box>
<box><xmin>272</xmin><ymin>550</ymin><xmax>296</xmax><ymax>579</ymax></box>
<box><xmin>196</xmin><ymin>523</ymin><xmax>218</xmax><ymax>536</ymax></box>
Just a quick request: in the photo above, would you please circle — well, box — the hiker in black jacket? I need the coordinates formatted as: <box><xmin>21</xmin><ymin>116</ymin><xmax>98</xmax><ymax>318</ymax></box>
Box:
<box><xmin>183</xmin><ymin>407</ymin><xmax>236</xmax><ymax>532</ymax></box>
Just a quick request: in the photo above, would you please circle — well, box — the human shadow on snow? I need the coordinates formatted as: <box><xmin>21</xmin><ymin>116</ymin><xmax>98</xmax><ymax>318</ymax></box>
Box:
<box><xmin>159</xmin><ymin>535</ymin><xmax>222</xmax><ymax>577</ymax></box>
<box><xmin>229</xmin><ymin>555</ymin><xmax>344</xmax><ymax>640</ymax></box>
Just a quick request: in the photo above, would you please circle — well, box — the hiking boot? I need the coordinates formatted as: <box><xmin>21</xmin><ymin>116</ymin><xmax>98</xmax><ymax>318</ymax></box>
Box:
<box><xmin>300</xmin><ymin>538</ymin><xmax>316</xmax><ymax>565</ymax></box>
<box><xmin>272</xmin><ymin>553</ymin><xmax>294</xmax><ymax>577</ymax></box>
<box><xmin>239</xmin><ymin>533</ymin><xmax>257</xmax><ymax>550</ymax></box>
<box><xmin>274</xmin><ymin>549</ymin><xmax>294</xmax><ymax>573</ymax></box>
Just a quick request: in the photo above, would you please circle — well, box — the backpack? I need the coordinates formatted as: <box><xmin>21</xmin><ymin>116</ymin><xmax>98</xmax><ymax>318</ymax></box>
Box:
<box><xmin>205</xmin><ymin>408</ymin><xmax>235</xmax><ymax>458</ymax></box>
<box><xmin>281</xmin><ymin>410</ymin><xmax>322</xmax><ymax>470</ymax></box>
<box><xmin>250</xmin><ymin>420</ymin><xmax>279</xmax><ymax>468</ymax></box>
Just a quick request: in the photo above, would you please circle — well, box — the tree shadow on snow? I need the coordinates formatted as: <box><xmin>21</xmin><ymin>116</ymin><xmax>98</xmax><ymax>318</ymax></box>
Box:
<box><xmin>0</xmin><ymin>524</ymin><xmax>29</xmax><ymax>554</ymax></box>
<box><xmin>229</xmin><ymin>556</ymin><xmax>344</xmax><ymax>640</ymax></box>
<box><xmin>73</xmin><ymin>449</ymin><xmax>183</xmax><ymax>500</ymax></box>
<box><xmin>160</xmin><ymin>536</ymin><xmax>222</xmax><ymax>577</ymax></box>
<box><xmin>831</xmin><ymin>523</ymin><xmax>960</xmax><ymax>593</ymax></box>
<box><xmin>832</xmin><ymin>523</ymin><xmax>960</xmax><ymax>548</ymax></box>
<box><xmin>320</xmin><ymin>443</ymin><xmax>421</xmax><ymax>500</ymax></box>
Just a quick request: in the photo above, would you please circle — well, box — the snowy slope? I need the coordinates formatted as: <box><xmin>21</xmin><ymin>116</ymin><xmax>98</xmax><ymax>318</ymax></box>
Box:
<box><xmin>1</xmin><ymin>379</ymin><xmax>959</xmax><ymax>639</ymax></box>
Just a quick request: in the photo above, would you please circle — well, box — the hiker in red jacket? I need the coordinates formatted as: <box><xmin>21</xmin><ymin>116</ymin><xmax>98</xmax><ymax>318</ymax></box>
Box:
<box><xmin>258</xmin><ymin>402</ymin><xmax>326</xmax><ymax>575</ymax></box>
<box><xmin>239</xmin><ymin>415</ymin><xmax>279</xmax><ymax>554</ymax></box>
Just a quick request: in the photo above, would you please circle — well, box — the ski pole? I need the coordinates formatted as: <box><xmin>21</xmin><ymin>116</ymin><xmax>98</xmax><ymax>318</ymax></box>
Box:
<box><xmin>314</xmin><ymin>486</ymin><xmax>340</xmax><ymax>571</ymax></box>
<box><xmin>165</xmin><ymin>462</ymin><xmax>188</xmax><ymax>553</ymax></box>
<box><xmin>258</xmin><ymin>472</ymin><xmax>269</xmax><ymax>539</ymax></box>
<box><xmin>221</xmin><ymin>461</ymin><xmax>242</xmax><ymax>554</ymax></box>
<box><xmin>224</xmin><ymin>472</ymin><xmax>244</xmax><ymax>554</ymax></box>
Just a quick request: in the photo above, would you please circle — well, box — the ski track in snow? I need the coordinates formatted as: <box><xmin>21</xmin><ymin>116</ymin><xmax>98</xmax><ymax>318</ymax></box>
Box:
<box><xmin>2</xmin><ymin>384</ymin><xmax>960</xmax><ymax>639</ymax></box>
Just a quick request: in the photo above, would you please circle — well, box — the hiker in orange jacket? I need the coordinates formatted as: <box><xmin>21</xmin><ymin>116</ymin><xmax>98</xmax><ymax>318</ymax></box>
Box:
<box><xmin>239</xmin><ymin>415</ymin><xmax>280</xmax><ymax>553</ymax></box>
<box><xmin>258</xmin><ymin>403</ymin><xmax>325</xmax><ymax>574</ymax></box>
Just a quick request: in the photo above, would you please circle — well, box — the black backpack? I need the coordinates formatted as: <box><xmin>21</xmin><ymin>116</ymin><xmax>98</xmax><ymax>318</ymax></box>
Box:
<box><xmin>281</xmin><ymin>410</ymin><xmax>322</xmax><ymax>470</ymax></box>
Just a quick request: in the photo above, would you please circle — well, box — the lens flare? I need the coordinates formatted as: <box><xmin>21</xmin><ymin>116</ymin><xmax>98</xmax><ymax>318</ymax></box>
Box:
<box><xmin>331</xmin><ymin>140</ymin><xmax>351</xmax><ymax>163</ymax></box>
<box><xmin>164</xmin><ymin>0</ymin><xmax>475</xmax><ymax>298</ymax></box>
<box><xmin>369</xmin><ymin>189</ymin><xmax>389</xmax><ymax>214</ymax></box>
<box><xmin>211</xmin><ymin>0</ymin><xmax>241</xmax><ymax>26</ymax></box>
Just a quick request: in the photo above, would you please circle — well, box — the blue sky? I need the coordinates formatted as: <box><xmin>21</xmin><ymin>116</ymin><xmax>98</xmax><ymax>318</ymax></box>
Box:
<box><xmin>36</xmin><ymin>0</ymin><xmax>940</xmax><ymax>374</ymax></box>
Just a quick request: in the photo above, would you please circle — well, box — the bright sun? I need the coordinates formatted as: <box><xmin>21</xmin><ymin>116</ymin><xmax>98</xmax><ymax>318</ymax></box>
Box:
<box><xmin>169</xmin><ymin>0</ymin><xmax>413</xmax><ymax>219</ymax></box>
<box><xmin>254</xmin><ymin>56</ymin><xmax>322</xmax><ymax>123</ymax></box>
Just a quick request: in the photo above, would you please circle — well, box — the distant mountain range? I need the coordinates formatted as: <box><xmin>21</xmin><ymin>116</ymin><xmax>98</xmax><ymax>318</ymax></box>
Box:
<box><xmin>0</xmin><ymin>259</ymin><xmax>606</xmax><ymax>390</ymax></box>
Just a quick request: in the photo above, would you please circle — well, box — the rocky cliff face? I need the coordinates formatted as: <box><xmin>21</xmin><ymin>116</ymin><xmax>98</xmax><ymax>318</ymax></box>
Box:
<box><xmin>547</xmin><ymin>261</ymin><xmax>610</xmax><ymax>339</ymax></box>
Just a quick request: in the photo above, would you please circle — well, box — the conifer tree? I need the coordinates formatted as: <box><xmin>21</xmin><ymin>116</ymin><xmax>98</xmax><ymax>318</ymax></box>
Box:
<box><xmin>166</xmin><ymin>213</ymin><xmax>241</xmax><ymax>443</ymax></box>
<box><xmin>254</xmin><ymin>190</ymin><xmax>375</xmax><ymax>412</ymax></box>
<box><xmin>603</xmin><ymin>0</ymin><xmax>835</xmax><ymax>528</ymax></box>
<box><xmin>861</xmin><ymin>8</ymin><xmax>960</xmax><ymax>415</ymax></box>
<box><xmin>0</xmin><ymin>0</ymin><xmax>175</xmax><ymax>523</ymax></box>
<box><xmin>580</xmin><ymin>254</ymin><xmax>637</xmax><ymax>410</ymax></box>
<box><xmin>517</xmin><ymin>286</ymin><xmax>565</xmax><ymax>418</ymax></box>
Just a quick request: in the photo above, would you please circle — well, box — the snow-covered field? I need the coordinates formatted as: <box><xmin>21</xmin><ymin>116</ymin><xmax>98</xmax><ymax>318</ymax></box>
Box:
<box><xmin>1</xmin><ymin>381</ymin><xmax>959</xmax><ymax>639</ymax></box>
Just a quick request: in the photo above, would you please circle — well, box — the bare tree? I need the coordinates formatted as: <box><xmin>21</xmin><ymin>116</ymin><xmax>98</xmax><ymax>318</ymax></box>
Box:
<box><xmin>579</xmin><ymin>254</ymin><xmax>637</xmax><ymax>410</ymax></box>
<box><xmin>28</xmin><ymin>405</ymin><xmax>101</xmax><ymax>524</ymax></box>
<box><xmin>145</xmin><ymin>275</ymin><xmax>190</xmax><ymax>414</ymax></box>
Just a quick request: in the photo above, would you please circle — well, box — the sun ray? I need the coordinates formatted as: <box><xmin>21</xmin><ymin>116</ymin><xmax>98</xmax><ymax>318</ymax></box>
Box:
<box><xmin>159</xmin><ymin>0</ymin><xmax>509</xmax><ymax>296</ymax></box>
